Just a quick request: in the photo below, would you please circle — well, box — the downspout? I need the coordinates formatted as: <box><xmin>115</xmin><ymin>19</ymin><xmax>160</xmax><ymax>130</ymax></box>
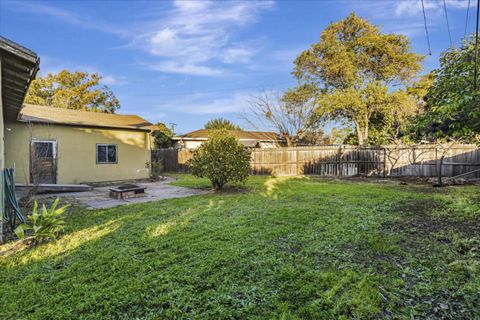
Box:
<box><xmin>148</xmin><ymin>130</ymin><xmax>153</xmax><ymax>177</ymax></box>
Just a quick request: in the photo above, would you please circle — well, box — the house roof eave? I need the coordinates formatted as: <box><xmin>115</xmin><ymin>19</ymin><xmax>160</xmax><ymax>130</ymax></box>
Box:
<box><xmin>0</xmin><ymin>36</ymin><xmax>40</xmax><ymax>121</ymax></box>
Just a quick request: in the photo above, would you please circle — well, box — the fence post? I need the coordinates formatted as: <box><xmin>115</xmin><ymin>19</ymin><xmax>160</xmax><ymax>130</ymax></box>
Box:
<box><xmin>383</xmin><ymin>147</ymin><xmax>387</xmax><ymax>177</ymax></box>
<box><xmin>296</xmin><ymin>148</ymin><xmax>300</xmax><ymax>175</ymax></box>
<box><xmin>337</xmin><ymin>146</ymin><xmax>343</xmax><ymax>176</ymax></box>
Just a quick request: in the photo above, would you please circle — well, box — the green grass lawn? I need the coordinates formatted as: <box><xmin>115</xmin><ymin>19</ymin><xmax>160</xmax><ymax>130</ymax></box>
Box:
<box><xmin>1</xmin><ymin>175</ymin><xmax>479</xmax><ymax>319</ymax></box>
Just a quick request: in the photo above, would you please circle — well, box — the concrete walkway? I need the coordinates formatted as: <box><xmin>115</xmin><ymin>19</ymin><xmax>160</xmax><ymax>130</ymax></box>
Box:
<box><xmin>34</xmin><ymin>177</ymin><xmax>209</xmax><ymax>209</ymax></box>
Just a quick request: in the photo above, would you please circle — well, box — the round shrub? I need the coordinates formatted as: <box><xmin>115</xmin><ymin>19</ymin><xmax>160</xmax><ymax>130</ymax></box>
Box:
<box><xmin>189</xmin><ymin>129</ymin><xmax>251</xmax><ymax>190</ymax></box>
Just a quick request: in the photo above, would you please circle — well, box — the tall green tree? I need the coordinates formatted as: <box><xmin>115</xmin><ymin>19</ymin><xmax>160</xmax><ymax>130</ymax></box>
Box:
<box><xmin>204</xmin><ymin>118</ymin><xmax>242</xmax><ymax>130</ymax></box>
<box><xmin>25</xmin><ymin>70</ymin><xmax>120</xmax><ymax>113</ymax></box>
<box><xmin>293</xmin><ymin>13</ymin><xmax>423</xmax><ymax>145</ymax></box>
<box><xmin>412</xmin><ymin>35</ymin><xmax>480</xmax><ymax>142</ymax></box>
<box><xmin>152</xmin><ymin>123</ymin><xmax>174</xmax><ymax>149</ymax></box>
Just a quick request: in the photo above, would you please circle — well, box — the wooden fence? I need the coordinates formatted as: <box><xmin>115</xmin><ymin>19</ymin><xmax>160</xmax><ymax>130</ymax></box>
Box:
<box><xmin>152</xmin><ymin>144</ymin><xmax>480</xmax><ymax>178</ymax></box>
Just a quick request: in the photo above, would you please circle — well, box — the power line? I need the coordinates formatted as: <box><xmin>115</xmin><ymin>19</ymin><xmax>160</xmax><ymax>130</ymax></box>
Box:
<box><xmin>465</xmin><ymin>0</ymin><xmax>471</xmax><ymax>39</ymax></box>
<box><xmin>443</xmin><ymin>0</ymin><xmax>453</xmax><ymax>47</ymax></box>
<box><xmin>475</xmin><ymin>0</ymin><xmax>479</xmax><ymax>89</ymax></box>
<box><xmin>421</xmin><ymin>0</ymin><xmax>432</xmax><ymax>55</ymax></box>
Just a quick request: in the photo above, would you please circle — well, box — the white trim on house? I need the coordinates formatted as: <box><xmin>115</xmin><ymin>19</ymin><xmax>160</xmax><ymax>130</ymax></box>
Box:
<box><xmin>31</xmin><ymin>139</ymin><xmax>57</xmax><ymax>159</ymax></box>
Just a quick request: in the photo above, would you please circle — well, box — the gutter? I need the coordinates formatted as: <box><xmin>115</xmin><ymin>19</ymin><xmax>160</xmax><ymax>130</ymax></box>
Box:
<box><xmin>24</xmin><ymin>56</ymin><xmax>40</xmax><ymax>97</ymax></box>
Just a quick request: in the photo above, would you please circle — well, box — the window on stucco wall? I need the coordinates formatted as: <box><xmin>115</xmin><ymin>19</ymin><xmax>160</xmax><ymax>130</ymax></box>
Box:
<box><xmin>96</xmin><ymin>144</ymin><xmax>117</xmax><ymax>164</ymax></box>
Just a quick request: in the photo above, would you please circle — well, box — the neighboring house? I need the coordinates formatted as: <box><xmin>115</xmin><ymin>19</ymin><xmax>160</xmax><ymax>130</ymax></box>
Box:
<box><xmin>173</xmin><ymin>129</ymin><xmax>279</xmax><ymax>149</ymax></box>
<box><xmin>5</xmin><ymin>104</ymin><xmax>157</xmax><ymax>184</ymax></box>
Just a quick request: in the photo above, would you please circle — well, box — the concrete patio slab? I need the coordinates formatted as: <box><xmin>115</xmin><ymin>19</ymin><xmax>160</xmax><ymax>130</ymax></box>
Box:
<box><xmin>33</xmin><ymin>177</ymin><xmax>209</xmax><ymax>209</ymax></box>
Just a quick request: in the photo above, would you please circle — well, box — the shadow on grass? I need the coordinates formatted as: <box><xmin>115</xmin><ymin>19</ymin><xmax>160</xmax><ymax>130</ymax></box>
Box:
<box><xmin>1</xmin><ymin>176</ymin><xmax>478</xmax><ymax>319</ymax></box>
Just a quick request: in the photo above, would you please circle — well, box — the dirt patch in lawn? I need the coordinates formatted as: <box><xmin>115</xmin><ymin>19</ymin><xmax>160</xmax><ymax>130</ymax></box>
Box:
<box><xmin>385</xmin><ymin>200</ymin><xmax>480</xmax><ymax>237</ymax></box>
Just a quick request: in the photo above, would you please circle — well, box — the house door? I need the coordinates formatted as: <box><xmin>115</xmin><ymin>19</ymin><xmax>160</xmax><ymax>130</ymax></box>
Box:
<box><xmin>30</xmin><ymin>140</ymin><xmax>57</xmax><ymax>184</ymax></box>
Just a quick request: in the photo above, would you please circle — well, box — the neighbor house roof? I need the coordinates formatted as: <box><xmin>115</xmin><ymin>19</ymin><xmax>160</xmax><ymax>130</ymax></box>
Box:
<box><xmin>173</xmin><ymin>129</ymin><xmax>278</xmax><ymax>141</ymax></box>
<box><xmin>18</xmin><ymin>104</ymin><xmax>157</xmax><ymax>131</ymax></box>
<box><xmin>0</xmin><ymin>36</ymin><xmax>40</xmax><ymax>120</ymax></box>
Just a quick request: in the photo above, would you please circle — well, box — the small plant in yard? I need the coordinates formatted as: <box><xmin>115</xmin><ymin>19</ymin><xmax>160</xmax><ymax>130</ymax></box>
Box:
<box><xmin>146</xmin><ymin>160</ymin><xmax>164</xmax><ymax>181</ymax></box>
<box><xmin>189</xmin><ymin>129</ymin><xmax>251</xmax><ymax>190</ymax></box>
<box><xmin>14</xmin><ymin>198</ymin><xmax>69</xmax><ymax>244</ymax></box>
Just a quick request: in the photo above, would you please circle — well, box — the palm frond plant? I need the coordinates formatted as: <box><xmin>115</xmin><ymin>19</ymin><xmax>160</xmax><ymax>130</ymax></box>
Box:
<box><xmin>14</xmin><ymin>198</ymin><xmax>69</xmax><ymax>244</ymax></box>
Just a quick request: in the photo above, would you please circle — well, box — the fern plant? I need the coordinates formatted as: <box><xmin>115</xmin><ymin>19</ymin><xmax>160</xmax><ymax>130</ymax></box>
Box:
<box><xmin>14</xmin><ymin>198</ymin><xmax>69</xmax><ymax>243</ymax></box>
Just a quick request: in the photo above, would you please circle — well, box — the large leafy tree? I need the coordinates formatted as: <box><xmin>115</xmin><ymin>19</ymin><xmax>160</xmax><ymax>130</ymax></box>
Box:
<box><xmin>25</xmin><ymin>70</ymin><xmax>120</xmax><ymax>113</ymax></box>
<box><xmin>204</xmin><ymin>118</ymin><xmax>242</xmax><ymax>130</ymax></box>
<box><xmin>412</xmin><ymin>35</ymin><xmax>480</xmax><ymax>142</ymax></box>
<box><xmin>293</xmin><ymin>13</ymin><xmax>423</xmax><ymax>145</ymax></box>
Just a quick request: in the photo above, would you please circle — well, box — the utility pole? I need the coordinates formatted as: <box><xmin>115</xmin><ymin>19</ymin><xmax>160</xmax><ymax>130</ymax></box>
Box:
<box><xmin>169</xmin><ymin>122</ymin><xmax>177</xmax><ymax>135</ymax></box>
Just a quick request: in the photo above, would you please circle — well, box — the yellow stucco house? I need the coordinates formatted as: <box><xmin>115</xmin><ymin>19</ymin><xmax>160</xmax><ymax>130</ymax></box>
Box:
<box><xmin>5</xmin><ymin>104</ymin><xmax>156</xmax><ymax>185</ymax></box>
<box><xmin>0</xmin><ymin>36</ymin><xmax>158</xmax><ymax>241</ymax></box>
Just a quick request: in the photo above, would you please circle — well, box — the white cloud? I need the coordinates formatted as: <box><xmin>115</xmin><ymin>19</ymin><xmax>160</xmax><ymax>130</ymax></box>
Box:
<box><xmin>185</xmin><ymin>93</ymin><xmax>251</xmax><ymax>114</ymax></box>
<box><xmin>101</xmin><ymin>75</ymin><xmax>128</xmax><ymax>85</ymax></box>
<box><xmin>395</xmin><ymin>0</ymin><xmax>472</xmax><ymax>16</ymax></box>
<box><xmin>6</xmin><ymin>0</ymin><xmax>274</xmax><ymax>77</ymax></box>
<box><xmin>153</xmin><ymin>92</ymin><xmax>252</xmax><ymax>115</ymax></box>
<box><xmin>4</xmin><ymin>1</ymin><xmax>129</xmax><ymax>37</ymax></box>
<box><xmin>222</xmin><ymin>47</ymin><xmax>255</xmax><ymax>64</ymax></box>
<box><xmin>395</xmin><ymin>0</ymin><xmax>437</xmax><ymax>16</ymax></box>
<box><xmin>139</xmin><ymin>0</ymin><xmax>274</xmax><ymax>76</ymax></box>
<box><xmin>384</xmin><ymin>22</ymin><xmax>429</xmax><ymax>37</ymax></box>
<box><xmin>150</xmin><ymin>62</ymin><xmax>224</xmax><ymax>76</ymax></box>
<box><xmin>349</xmin><ymin>0</ymin><xmax>474</xmax><ymax>41</ymax></box>
<box><xmin>37</xmin><ymin>56</ymin><xmax>127</xmax><ymax>85</ymax></box>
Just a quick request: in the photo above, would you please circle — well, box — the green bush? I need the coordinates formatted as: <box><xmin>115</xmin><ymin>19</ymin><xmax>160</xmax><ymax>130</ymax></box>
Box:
<box><xmin>189</xmin><ymin>129</ymin><xmax>251</xmax><ymax>190</ymax></box>
<box><xmin>151</xmin><ymin>160</ymin><xmax>164</xmax><ymax>179</ymax></box>
<box><xmin>14</xmin><ymin>198</ymin><xmax>69</xmax><ymax>243</ymax></box>
<box><xmin>146</xmin><ymin>160</ymin><xmax>164</xmax><ymax>180</ymax></box>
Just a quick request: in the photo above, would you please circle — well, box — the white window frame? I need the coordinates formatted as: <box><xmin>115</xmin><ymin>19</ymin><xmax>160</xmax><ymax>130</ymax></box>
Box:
<box><xmin>96</xmin><ymin>144</ymin><xmax>118</xmax><ymax>164</ymax></box>
<box><xmin>31</xmin><ymin>139</ymin><xmax>57</xmax><ymax>159</ymax></box>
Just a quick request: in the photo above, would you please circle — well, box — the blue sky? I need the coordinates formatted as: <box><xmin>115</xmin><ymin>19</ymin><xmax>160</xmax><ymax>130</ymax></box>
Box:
<box><xmin>0</xmin><ymin>0</ymin><xmax>476</xmax><ymax>134</ymax></box>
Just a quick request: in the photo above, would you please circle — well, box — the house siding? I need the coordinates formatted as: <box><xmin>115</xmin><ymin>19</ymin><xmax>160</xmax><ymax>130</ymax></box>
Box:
<box><xmin>175</xmin><ymin>139</ymin><xmax>279</xmax><ymax>149</ymax></box>
<box><xmin>5</xmin><ymin>121</ymin><xmax>151</xmax><ymax>184</ymax></box>
<box><xmin>176</xmin><ymin>140</ymin><xmax>204</xmax><ymax>149</ymax></box>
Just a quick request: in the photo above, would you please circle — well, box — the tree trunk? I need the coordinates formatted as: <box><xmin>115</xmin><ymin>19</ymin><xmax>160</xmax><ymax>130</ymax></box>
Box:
<box><xmin>354</xmin><ymin>119</ymin><xmax>368</xmax><ymax>146</ymax></box>
<box><xmin>356</xmin><ymin>127</ymin><xmax>365</xmax><ymax>145</ymax></box>
<box><xmin>364</xmin><ymin>122</ymin><xmax>369</xmax><ymax>145</ymax></box>
<box><xmin>285</xmin><ymin>136</ymin><xmax>295</xmax><ymax>147</ymax></box>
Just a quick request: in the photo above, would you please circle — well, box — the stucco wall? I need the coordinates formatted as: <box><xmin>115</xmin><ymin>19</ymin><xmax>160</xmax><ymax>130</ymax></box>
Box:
<box><xmin>4</xmin><ymin>121</ymin><xmax>151</xmax><ymax>184</ymax></box>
